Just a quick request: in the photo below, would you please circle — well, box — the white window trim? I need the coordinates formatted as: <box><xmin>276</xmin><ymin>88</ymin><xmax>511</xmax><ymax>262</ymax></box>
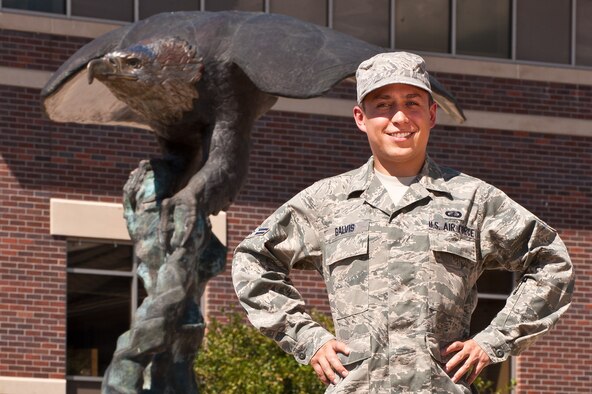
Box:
<box><xmin>0</xmin><ymin>376</ymin><xmax>66</xmax><ymax>394</ymax></box>
<box><xmin>49</xmin><ymin>198</ymin><xmax>227</xmax><ymax>245</ymax></box>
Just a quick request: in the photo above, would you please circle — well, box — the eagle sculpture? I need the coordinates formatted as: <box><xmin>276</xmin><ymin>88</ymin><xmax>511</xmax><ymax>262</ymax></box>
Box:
<box><xmin>41</xmin><ymin>10</ymin><xmax>465</xmax><ymax>246</ymax></box>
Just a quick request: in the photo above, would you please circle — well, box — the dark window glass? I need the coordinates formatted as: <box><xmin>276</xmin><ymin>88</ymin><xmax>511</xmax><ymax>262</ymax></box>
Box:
<box><xmin>333</xmin><ymin>0</ymin><xmax>390</xmax><ymax>47</ymax></box>
<box><xmin>204</xmin><ymin>0</ymin><xmax>264</xmax><ymax>12</ymax></box>
<box><xmin>576</xmin><ymin>0</ymin><xmax>592</xmax><ymax>66</ymax></box>
<box><xmin>67</xmin><ymin>242</ymin><xmax>133</xmax><ymax>272</ymax></box>
<box><xmin>475</xmin><ymin>269</ymin><xmax>513</xmax><ymax>295</ymax></box>
<box><xmin>66</xmin><ymin>242</ymin><xmax>136</xmax><ymax>382</ymax></box>
<box><xmin>395</xmin><ymin>0</ymin><xmax>450</xmax><ymax>53</ymax></box>
<box><xmin>456</xmin><ymin>0</ymin><xmax>511</xmax><ymax>58</ymax></box>
<box><xmin>471</xmin><ymin>296</ymin><xmax>505</xmax><ymax>335</ymax></box>
<box><xmin>71</xmin><ymin>0</ymin><xmax>134</xmax><ymax>22</ymax></box>
<box><xmin>66</xmin><ymin>380</ymin><xmax>101</xmax><ymax>394</ymax></box>
<box><xmin>3</xmin><ymin>0</ymin><xmax>65</xmax><ymax>14</ymax></box>
<box><xmin>516</xmin><ymin>0</ymin><xmax>571</xmax><ymax>64</ymax></box>
<box><xmin>140</xmin><ymin>0</ymin><xmax>199</xmax><ymax>20</ymax></box>
<box><xmin>67</xmin><ymin>273</ymin><xmax>131</xmax><ymax>376</ymax></box>
<box><xmin>270</xmin><ymin>0</ymin><xmax>327</xmax><ymax>26</ymax></box>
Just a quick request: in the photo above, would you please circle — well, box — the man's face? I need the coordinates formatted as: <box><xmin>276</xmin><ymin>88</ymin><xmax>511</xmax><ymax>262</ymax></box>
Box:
<box><xmin>353</xmin><ymin>83</ymin><xmax>437</xmax><ymax>176</ymax></box>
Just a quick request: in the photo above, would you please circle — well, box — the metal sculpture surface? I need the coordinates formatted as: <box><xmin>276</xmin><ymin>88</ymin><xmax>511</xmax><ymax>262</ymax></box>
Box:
<box><xmin>41</xmin><ymin>10</ymin><xmax>465</xmax><ymax>393</ymax></box>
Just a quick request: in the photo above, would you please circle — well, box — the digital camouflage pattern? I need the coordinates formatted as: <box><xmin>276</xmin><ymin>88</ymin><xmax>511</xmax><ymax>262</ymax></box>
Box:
<box><xmin>232</xmin><ymin>156</ymin><xmax>574</xmax><ymax>393</ymax></box>
<box><xmin>356</xmin><ymin>52</ymin><xmax>432</xmax><ymax>104</ymax></box>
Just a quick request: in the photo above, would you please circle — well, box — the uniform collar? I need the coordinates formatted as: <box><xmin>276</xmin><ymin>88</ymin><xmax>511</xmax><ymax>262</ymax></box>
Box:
<box><xmin>346</xmin><ymin>157</ymin><xmax>375</xmax><ymax>197</ymax></box>
<box><xmin>347</xmin><ymin>156</ymin><xmax>452</xmax><ymax>216</ymax></box>
<box><xmin>416</xmin><ymin>155</ymin><xmax>451</xmax><ymax>196</ymax></box>
<box><xmin>347</xmin><ymin>156</ymin><xmax>451</xmax><ymax>196</ymax></box>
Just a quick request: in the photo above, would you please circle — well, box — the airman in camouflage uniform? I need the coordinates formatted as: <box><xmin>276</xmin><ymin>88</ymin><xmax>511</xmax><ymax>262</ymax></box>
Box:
<box><xmin>232</xmin><ymin>52</ymin><xmax>574</xmax><ymax>393</ymax></box>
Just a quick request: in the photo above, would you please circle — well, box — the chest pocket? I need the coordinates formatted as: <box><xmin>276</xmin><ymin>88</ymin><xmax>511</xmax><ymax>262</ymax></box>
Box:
<box><xmin>428</xmin><ymin>230</ymin><xmax>477</xmax><ymax>327</ymax></box>
<box><xmin>324</xmin><ymin>221</ymin><xmax>369</xmax><ymax>332</ymax></box>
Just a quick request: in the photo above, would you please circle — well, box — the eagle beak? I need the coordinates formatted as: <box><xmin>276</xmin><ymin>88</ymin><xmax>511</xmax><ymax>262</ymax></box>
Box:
<box><xmin>87</xmin><ymin>57</ymin><xmax>115</xmax><ymax>85</ymax></box>
<box><xmin>87</xmin><ymin>55</ymin><xmax>140</xmax><ymax>84</ymax></box>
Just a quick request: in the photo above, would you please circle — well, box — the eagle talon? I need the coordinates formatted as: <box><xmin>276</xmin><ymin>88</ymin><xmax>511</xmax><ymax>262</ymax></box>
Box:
<box><xmin>159</xmin><ymin>188</ymin><xmax>199</xmax><ymax>251</ymax></box>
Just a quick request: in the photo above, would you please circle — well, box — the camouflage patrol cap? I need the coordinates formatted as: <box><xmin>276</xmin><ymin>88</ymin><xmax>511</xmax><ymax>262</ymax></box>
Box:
<box><xmin>356</xmin><ymin>52</ymin><xmax>432</xmax><ymax>104</ymax></box>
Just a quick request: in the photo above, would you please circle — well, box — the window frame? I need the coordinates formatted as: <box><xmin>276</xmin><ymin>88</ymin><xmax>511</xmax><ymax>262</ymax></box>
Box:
<box><xmin>65</xmin><ymin>238</ymin><xmax>140</xmax><ymax>384</ymax></box>
<box><xmin>0</xmin><ymin>0</ymin><xmax>588</xmax><ymax>69</ymax></box>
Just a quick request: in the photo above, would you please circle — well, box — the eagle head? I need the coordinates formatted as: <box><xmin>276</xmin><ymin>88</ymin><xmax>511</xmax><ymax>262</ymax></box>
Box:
<box><xmin>87</xmin><ymin>38</ymin><xmax>204</xmax><ymax>125</ymax></box>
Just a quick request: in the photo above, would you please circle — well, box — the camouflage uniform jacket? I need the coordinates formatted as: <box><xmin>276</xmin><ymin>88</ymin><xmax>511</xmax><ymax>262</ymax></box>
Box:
<box><xmin>232</xmin><ymin>156</ymin><xmax>574</xmax><ymax>393</ymax></box>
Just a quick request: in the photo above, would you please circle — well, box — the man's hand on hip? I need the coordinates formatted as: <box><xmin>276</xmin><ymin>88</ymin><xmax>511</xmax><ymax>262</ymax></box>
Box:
<box><xmin>310</xmin><ymin>339</ymin><xmax>351</xmax><ymax>385</ymax></box>
<box><xmin>442</xmin><ymin>339</ymin><xmax>491</xmax><ymax>384</ymax></box>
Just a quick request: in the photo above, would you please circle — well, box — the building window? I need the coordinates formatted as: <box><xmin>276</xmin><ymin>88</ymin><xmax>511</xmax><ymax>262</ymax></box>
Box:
<box><xmin>139</xmin><ymin>0</ymin><xmax>199</xmax><ymax>20</ymax></box>
<box><xmin>576</xmin><ymin>0</ymin><xmax>592</xmax><ymax>66</ymax></box>
<box><xmin>516</xmin><ymin>0</ymin><xmax>572</xmax><ymax>64</ymax></box>
<box><xmin>270</xmin><ymin>0</ymin><xmax>328</xmax><ymax>26</ymax></box>
<box><xmin>456</xmin><ymin>0</ymin><xmax>511</xmax><ymax>59</ymax></box>
<box><xmin>395</xmin><ymin>0</ymin><xmax>450</xmax><ymax>53</ymax></box>
<box><xmin>3</xmin><ymin>0</ymin><xmax>65</xmax><ymax>14</ymax></box>
<box><xmin>4</xmin><ymin>0</ymin><xmax>592</xmax><ymax>69</ymax></box>
<box><xmin>333</xmin><ymin>0</ymin><xmax>390</xmax><ymax>47</ymax></box>
<box><xmin>204</xmin><ymin>0</ymin><xmax>264</xmax><ymax>12</ymax></box>
<box><xmin>472</xmin><ymin>270</ymin><xmax>514</xmax><ymax>391</ymax></box>
<box><xmin>66</xmin><ymin>240</ymin><xmax>144</xmax><ymax>394</ymax></box>
<box><xmin>71</xmin><ymin>0</ymin><xmax>134</xmax><ymax>22</ymax></box>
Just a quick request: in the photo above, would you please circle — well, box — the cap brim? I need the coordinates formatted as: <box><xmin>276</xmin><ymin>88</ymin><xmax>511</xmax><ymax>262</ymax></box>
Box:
<box><xmin>358</xmin><ymin>76</ymin><xmax>432</xmax><ymax>104</ymax></box>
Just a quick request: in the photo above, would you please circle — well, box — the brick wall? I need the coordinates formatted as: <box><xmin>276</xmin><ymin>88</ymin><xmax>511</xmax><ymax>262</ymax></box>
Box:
<box><xmin>0</xmin><ymin>30</ymin><xmax>90</xmax><ymax>72</ymax></box>
<box><xmin>0</xmin><ymin>84</ymin><xmax>160</xmax><ymax>379</ymax></box>
<box><xmin>0</xmin><ymin>27</ymin><xmax>590</xmax><ymax>393</ymax></box>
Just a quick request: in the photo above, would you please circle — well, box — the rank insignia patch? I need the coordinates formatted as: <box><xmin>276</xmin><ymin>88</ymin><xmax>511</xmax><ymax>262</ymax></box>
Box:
<box><xmin>251</xmin><ymin>227</ymin><xmax>269</xmax><ymax>237</ymax></box>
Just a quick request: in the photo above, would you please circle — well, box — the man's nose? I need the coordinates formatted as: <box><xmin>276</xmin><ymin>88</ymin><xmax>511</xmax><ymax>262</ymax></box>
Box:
<box><xmin>391</xmin><ymin>110</ymin><xmax>409</xmax><ymax>124</ymax></box>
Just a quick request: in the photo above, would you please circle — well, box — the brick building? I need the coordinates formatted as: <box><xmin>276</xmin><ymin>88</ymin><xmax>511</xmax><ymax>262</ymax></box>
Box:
<box><xmin>0</xmin><ymin>2</ymin><xmax>590</xmax><ymax>394</ymax></box>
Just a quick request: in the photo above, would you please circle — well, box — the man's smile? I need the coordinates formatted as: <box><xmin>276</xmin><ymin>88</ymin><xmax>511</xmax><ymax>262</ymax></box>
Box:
<box><xmin>384</xmin><ymin>131</ymin><xmax>416</xmax><ymax>140</ymax></box>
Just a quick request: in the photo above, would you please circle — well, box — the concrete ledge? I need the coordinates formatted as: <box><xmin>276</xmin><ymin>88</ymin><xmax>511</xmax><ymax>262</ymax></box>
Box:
<box><xmin>1</xmin><ymin>67</ymin><xmax>590</xmax><ymax>138</ymax></box>
<box><xmin>0</xmin><ymin>66</ymin><xmax>51</xmax><ymax>89</ymax></box>
<box><xmin>50</xmin><ymin>199</ymin><xmax>129</xmax><ymax>241</ymax></box>
<box><xmin>438</xmin><ymin>109</ymin><xmax>592</xmax><ymax>137</ymax></box>
<box><xmin>0</xmin><ymin>376</ymin><xmax>66</xmax><ymax>394</ymax></box>
<box><xmin>424</xmin><ymin>54</ymin><xmax>592</xmax><ymax>86</ymax></box>
<box><xmin>50</xmin><ymin>198</ymin><xmax>227</xmax><ymax>245</ymax></box>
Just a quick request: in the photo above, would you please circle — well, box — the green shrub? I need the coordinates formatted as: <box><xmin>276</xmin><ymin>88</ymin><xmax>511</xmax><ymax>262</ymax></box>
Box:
<box><xmin>194</xmin><ymin>311</ymin><xmax>332</xmax><ymax>394</ymax></box>
<box><xmin>473</xmin><ymin>376</ymin><xmax>517</xmax><ymax>394</ymax></box>
<box><xmin>194</xmin><ymin>311</ymin><xmax>513</xmax><ymax>394</ymax></box>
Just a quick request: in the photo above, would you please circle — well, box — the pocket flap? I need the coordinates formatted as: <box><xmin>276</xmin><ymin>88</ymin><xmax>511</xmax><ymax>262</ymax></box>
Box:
<box><xmin>325</xmin><ymin>221</ymin><xmax>369</xmax><ymax>266</ymax></box>
<box><xmin>429</xmin><ymin>232</ymin><xmax>476</xmax><ymax>262</ymax></box>
<box><xmin>337</xmin><ymin>334</ymin><xmax>371</xmax><ymax>366</ymax></box>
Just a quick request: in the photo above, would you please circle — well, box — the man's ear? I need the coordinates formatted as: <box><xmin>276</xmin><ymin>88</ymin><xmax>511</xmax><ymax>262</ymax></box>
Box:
<box><xmin>429</xmin><ymin>102</ymin><xmax>437</xmax><ymax>128</ymax></box>
<box><xmin>353</xmin><ymin>105</ymin><xmax>367</xmax><ymax>133</ymax></box>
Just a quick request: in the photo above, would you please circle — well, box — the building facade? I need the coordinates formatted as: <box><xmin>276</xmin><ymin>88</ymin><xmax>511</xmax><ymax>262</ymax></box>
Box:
<box><xmin>0</xmin><ymin>1</ymin><xmax>590</xmax><ymax>393</ymax></box>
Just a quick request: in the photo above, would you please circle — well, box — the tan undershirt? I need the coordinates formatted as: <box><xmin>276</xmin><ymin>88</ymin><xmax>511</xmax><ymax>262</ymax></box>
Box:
<box><xmin>374</xmin><ymin>170</ymin><xmax>416</xmax><ymax>205</ymax></box>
